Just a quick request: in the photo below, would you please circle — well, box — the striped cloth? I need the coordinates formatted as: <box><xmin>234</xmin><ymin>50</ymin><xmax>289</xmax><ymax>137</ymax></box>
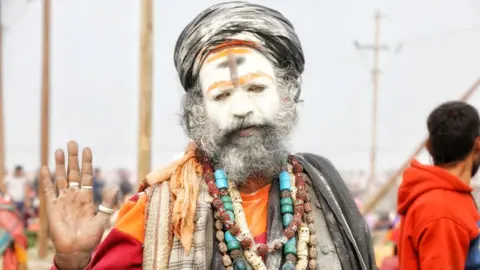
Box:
<box><xmin>0</xmin><ymin>197</ymin><xmax>27</xmax><ymax>270</ymax></box>
<box><xmin>144</xmin><ymin>179</ymin><xmax>214</xmax><ymax>270</ymax></box>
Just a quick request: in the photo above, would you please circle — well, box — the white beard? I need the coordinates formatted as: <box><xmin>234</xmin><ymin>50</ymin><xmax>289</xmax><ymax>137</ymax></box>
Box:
<box><xmin>214</xmin><ymin>132</ymin><xmax>288</xmax><ymax>185</ymax></box>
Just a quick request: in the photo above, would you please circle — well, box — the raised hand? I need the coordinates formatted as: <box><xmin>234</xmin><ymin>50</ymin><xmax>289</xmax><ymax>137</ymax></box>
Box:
<box><xmin>42</xmin><ymin>141</ymin><xmax>117</xmax><ymax>270</ymax></box>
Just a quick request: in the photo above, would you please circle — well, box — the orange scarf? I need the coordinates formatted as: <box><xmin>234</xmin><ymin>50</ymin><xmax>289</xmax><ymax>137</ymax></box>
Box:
<box><xmin>139</xmin><ymin>142</ymin><xmax>202</xmax><ymax>254</ymax></box>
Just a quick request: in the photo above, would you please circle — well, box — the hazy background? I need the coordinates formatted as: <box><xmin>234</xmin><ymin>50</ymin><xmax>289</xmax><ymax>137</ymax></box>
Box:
<box><xmin>3</xmin><ymin>0</ymin><xmax>480</xmax><ymax>179</ymax></box>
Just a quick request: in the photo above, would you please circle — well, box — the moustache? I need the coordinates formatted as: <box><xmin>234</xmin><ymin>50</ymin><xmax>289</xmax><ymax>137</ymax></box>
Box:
<box><xmin>219</xmin><ymin>120</ymin><xmax>269</xmax><ymax>138</ymax></box>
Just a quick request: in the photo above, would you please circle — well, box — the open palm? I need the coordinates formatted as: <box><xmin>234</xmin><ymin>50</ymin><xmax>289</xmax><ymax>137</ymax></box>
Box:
<box><xmin>42</xmin><ymin>141</ymin><xmax>117</xmax><ymax>269</ymax></box>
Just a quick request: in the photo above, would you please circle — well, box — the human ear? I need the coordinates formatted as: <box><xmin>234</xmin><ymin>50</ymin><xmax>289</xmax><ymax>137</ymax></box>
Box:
<box><xmin>474</xmin><ymin>136</ymin><xmax>480</xmax><ymax>152</ymax></box>
<box><xmin>425</xmin><ymin>139</ymin><xmax>433</xmax><ymax>156</ymax></box>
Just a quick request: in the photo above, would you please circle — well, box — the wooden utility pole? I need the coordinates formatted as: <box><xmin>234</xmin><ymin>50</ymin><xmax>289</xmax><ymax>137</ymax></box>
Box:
<box><xmin>137</xmin><ymin>0</ymin><xmax>153</xmax><ymax>184</ymax></box>
<box><xmin>354</xmin><ymin>10</ymin><xmax>390</xmax><ymax>196</ymax></box>
<box><xmin>0</xmin><ymin>0</ymin><xmax>5</xmax><ymax>194</ymax></box>
<box><xmin>38</xmin><ymin>0</ymin><xmax>51</xmax><ymax>258</ymax></box>
<box><xmin>362</xmin><ymin>78</ymin><xmax>480</xmax><ymax>214</ymax></box>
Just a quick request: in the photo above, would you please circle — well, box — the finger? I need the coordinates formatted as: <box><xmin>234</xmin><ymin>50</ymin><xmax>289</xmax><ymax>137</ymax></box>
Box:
<box><xmin>78</xmin><ymin>147</ymin><xmax>94</xmax><ymax>204</ymax></box>
<box><xmin>54</xmin><ymin>149</ymin><xmax>68</xmax><ymax>194</ymax></box>
<box><xmin>94</xmin><ymin>188</ymin><xmax>119</xmax><ymax>226</ymax></box>
<box><xmin>67</xmin><ymin>141</ymin><xmax>81</xmax><ymax>189</ymax></box>
<box><xmin>41</xmin><ymin>166</ymin><xmax>55</xmax><ymax>207</ymax></box>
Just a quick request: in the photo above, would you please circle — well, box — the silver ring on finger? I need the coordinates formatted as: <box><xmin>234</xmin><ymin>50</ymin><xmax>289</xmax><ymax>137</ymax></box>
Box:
<box><xmin>69</xmin><ymin>182</ymin><xmax>80</xmax><ymax>188</ymax></box>
<box><xmin>80</xmin><ymin>185</ymin><xmax>93</xmax><ymax>189</ymax></box>
<box><xmin>98</xmin><ymin>205</ymin><xmax>115</xmax><ymax>215</ymax></box>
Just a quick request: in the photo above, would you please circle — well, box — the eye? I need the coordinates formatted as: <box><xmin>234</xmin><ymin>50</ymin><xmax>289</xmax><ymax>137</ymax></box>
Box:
<box><xmin>214</xmin><ymin>92</ymin><xmax>231</xmax><ymax>101</ymax></box>
<box><xmin>247</xmin><ymin>84</ymin><xmax>266</xmax><ymax>93</ymax></box>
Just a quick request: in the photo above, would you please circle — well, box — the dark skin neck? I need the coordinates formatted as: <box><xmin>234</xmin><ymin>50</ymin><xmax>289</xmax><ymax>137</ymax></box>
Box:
<box><xmin>427</xmin><ymin>139</ymin><xmax>478</xmax><ymax>185</ymax></box>
<box><xmin>237</xmin><ymin>175</ymin><xmax>272</xmax><ymax>194</ymax></box>
<box><xmin>438</xmin><ymin>160</ymin><xmax>473</xmax><ymax>185</ymax></box>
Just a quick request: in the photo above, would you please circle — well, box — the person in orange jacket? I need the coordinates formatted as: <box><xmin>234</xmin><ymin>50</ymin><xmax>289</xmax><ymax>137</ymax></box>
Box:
<box><xmin>397</xmin><ymin>101</ymin><xmax>480</xmax><ymax>269</ymax></box>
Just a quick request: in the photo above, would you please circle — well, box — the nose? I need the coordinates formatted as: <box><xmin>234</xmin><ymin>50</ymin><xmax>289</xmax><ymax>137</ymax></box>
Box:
<box><xmin>230</xmin><ymin>92</ymin><xmax>254</xmax><ymax>118</ymax></box>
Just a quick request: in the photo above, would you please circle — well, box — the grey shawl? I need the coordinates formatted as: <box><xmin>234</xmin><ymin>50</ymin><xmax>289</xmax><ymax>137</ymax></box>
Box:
<box><xmin>296</xmin><ymin>153</ymin><xmax>377</xmax><ymax>269</ymax></box>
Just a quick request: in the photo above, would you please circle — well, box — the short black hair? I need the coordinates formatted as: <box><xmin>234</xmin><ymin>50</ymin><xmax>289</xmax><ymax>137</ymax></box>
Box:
<box><xmin>427</xmin><ymin>101</ymin><xmax>480</xmax><ymax>165</ymax></box>
<box><xmin>14</xmin><ymin>165</ymin><xmax>23</xmax><ymax>172</ymax></box>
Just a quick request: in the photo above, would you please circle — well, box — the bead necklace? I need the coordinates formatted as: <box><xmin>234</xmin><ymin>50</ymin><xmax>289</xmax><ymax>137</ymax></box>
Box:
<box><xmin>198</xmin><ymin>152</ymin><xmax>318</xmax><ymax>270</ymax></box>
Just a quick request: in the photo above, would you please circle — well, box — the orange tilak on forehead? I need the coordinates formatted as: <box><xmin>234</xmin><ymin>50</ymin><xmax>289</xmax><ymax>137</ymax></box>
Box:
<box><xmin>209</xmin><ymin>40</ymin><xmax>259</xmax><ymax>55</ymax></box>
<box><xmin>206</xmin><ymin>47</ymin><xmax>253</xmax><ymax>63</ymax></box>
<box><xmin>204</xmin><ymin>40</ymin><xmax>259</xmax><ymax>63</ymax></box>
<box><xmin>195</xmin><ymin>40</ymin><xmax>259</xmax><ymax>69</ymax></box>
<box><xmin>207</xmin><ymin>71</ymin><xmax>273</xmax><ymax>92</ymax></box>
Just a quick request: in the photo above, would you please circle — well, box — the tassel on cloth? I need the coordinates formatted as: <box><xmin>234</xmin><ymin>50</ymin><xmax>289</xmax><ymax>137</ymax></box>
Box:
<box><xmin>139</xmin><ymin>142</ymin><xmax>202</xmax><ymax>254</ymax></box>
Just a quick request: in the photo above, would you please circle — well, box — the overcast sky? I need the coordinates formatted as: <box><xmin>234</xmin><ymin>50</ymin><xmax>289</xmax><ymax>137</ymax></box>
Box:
<box><xmin>2</xmin><ymin>0</ymin><xmax>480</xmax><ymax>176</ymax></box>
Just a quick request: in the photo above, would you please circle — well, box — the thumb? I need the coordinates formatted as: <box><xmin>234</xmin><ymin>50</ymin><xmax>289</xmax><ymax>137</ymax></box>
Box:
<box><xmin>94</xmin><ymin>188</ymin><xmax>119</xmax><ymax>226</ymax></box>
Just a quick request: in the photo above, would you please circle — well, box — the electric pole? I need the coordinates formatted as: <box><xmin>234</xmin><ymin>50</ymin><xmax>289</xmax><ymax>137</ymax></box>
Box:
<box><xmin>38</xmin><ymin>0</ymin><xmax>51</xmax><ymax>258</ymax></box>
<box><xmin>354</xmin><ymin>10</ymin><xmax>391</xmax><ymax>198</ymax></box>
<box><xmin>137</xmin><ymin>0</ymin><xmax>153</xmax><ymax>185</ymax></box>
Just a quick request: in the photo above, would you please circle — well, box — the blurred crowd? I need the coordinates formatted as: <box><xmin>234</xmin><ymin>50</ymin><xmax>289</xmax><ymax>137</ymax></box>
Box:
<box><xmin>0</xmin><ymin>164</ymin><xmax>135</xmax><ymax>269</ymax></box>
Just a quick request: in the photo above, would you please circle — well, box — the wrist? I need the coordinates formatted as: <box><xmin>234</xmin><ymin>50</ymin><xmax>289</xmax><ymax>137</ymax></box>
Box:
<box><xmin>54</xmin><ymin>253</ymin><xmax>91</xmax><ymax>270</ymax></box>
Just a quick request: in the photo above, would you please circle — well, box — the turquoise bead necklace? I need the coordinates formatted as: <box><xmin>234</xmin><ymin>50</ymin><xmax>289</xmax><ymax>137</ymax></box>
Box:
<box><xmin>199</xmin><ymin>152</ymin><xmax>317</xmax><ymax>270</ymax></box>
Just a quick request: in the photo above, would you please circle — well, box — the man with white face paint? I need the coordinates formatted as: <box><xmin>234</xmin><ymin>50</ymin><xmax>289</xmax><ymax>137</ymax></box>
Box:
<box><xmin>44</xmin><ymin>2</ymin><xmax>376</xmax><ymax>270</ymax></box>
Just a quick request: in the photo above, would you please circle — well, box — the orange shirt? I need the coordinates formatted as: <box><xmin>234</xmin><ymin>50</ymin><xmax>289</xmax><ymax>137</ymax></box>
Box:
<box><xmin>240</xmin><ymin>184</ymin><xmax>271</xmax><ymax>244</ymax></box>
